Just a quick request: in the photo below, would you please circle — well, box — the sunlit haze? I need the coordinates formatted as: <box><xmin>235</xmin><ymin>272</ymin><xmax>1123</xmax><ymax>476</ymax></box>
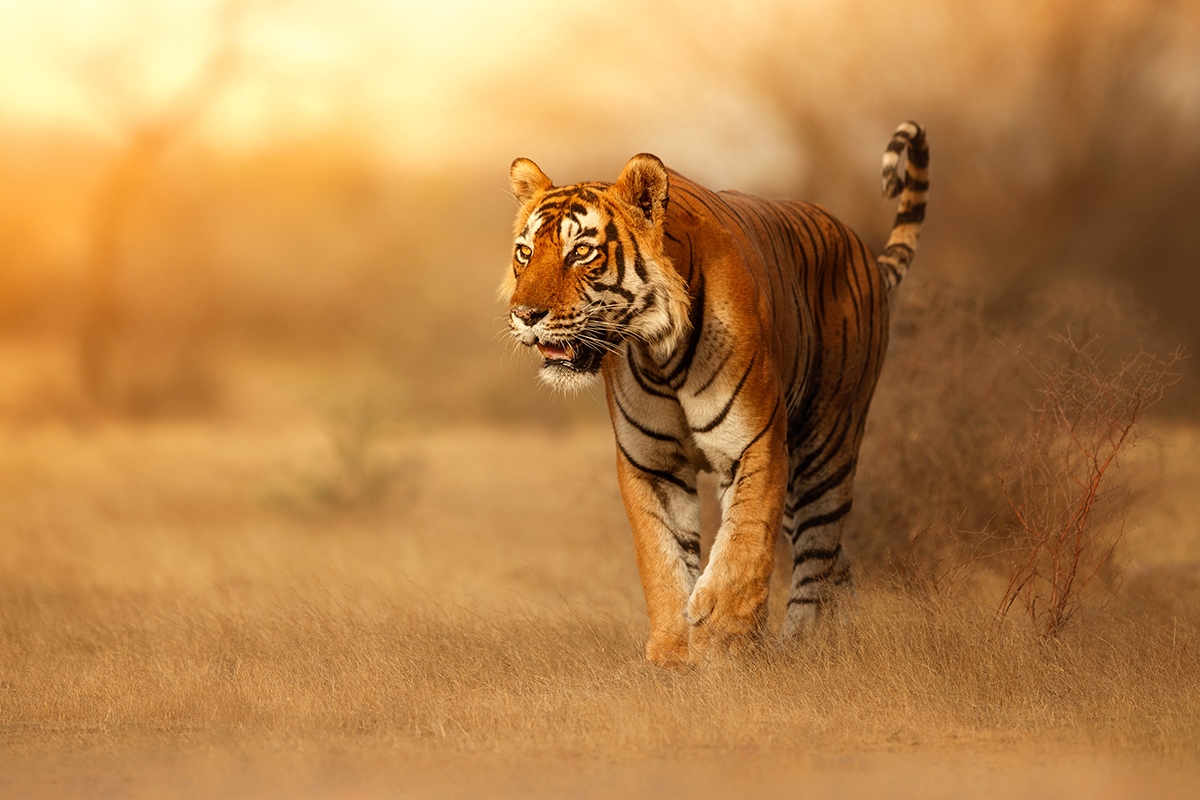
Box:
<box><xmin>0</xmin><ymin>0</ymin><xmax>820</xmax><ymax>185</ymax></box>
<box><xmin>0</xmin><ymin>1</ymin><xmax>546</xmax><ymax>153</ymax></box>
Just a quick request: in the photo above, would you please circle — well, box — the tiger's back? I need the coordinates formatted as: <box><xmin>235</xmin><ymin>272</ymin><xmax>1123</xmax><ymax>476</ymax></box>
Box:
<box><xmin>662</xmin><ymin>175</ymin><xmax>891</xmax><ymax>434</ymax></box>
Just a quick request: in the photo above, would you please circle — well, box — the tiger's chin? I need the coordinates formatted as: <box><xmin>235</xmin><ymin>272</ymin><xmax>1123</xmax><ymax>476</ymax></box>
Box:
<box><xmin>537</xmin><ymin>362</ymin><xmax>601</xmax><ymax>393</ymax></box>
<box><xmin>532</xmin><ymin>338</ymin><xmax>607</xmax><ymax>393</ymax></box>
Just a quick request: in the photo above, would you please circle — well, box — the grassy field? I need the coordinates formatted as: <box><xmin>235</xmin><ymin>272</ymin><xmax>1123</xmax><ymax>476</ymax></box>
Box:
<box><xmin>2</xmin><ymin>351</ymin><xmax>1198</xmax><ymax>797</ymax></box>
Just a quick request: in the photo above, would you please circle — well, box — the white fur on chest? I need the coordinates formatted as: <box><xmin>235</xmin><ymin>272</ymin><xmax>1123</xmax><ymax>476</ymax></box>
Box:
<box><xmin>611</xmin><ymin>316</ymin><xmax>762</xmax><ymax>480</ymax></box>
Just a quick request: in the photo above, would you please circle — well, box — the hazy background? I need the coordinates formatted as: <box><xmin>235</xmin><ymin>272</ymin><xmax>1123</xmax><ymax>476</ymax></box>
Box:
<box><xmin>1</xmin><ymin>0</ymin><xmax>1197</xmax><ymax>425</ymax></box>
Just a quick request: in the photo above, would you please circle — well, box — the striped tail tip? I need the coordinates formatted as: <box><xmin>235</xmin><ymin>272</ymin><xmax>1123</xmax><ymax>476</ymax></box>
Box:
<box><xmin>877</xmin><ymin>121</ymin><xmax>929</xmax><ymax>291</ymax></box>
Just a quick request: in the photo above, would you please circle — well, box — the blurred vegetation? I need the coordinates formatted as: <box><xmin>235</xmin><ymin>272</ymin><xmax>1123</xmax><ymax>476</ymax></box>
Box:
<box><xmin>0</xmin><ymin>0</ymin><xmax>1196</xmax><ymax>424</ymax></box>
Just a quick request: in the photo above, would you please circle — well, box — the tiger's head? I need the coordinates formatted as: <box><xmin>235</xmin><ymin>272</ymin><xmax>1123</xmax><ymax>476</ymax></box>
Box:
<box><xmin>501</xmin><ymin>154</ymin><xmax>691</xmax><ymax>392</ymax></box>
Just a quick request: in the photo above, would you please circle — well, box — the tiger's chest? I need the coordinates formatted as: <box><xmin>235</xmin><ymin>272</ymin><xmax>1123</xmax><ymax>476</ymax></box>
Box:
<box><xmin>603</xmin><ymin>311</ymin><xmax>770</xmax><ymax>481</ymax></box>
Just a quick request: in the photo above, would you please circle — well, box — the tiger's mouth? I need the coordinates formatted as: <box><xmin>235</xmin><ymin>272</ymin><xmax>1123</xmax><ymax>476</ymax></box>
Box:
<box><xmin>534</xmin><ymin>336</ymin><xmax>607</xmax><ymax>374</ymax></box>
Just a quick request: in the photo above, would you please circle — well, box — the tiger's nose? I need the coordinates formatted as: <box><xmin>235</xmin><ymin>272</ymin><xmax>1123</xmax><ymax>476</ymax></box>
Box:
<box><xmin>512</xmin><ymin>306</ymin><xmax>549</xmax><ymax>327</ymax></box>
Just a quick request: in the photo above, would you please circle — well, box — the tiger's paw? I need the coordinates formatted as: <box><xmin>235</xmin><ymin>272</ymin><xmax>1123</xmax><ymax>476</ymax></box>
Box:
<box><xmin>645</xmin><ymin>627</ymin><xmax>690</xmax><ymax>667</ymax></box>
<box><xmin>779</xmin><ymin>600</ymin><xmax>821</xmax><ymax>643</ymax></box>
<box><xmin>685</xmin><ymin>572</ymin><xmax>768</xmax><ymax>663</ymax></box>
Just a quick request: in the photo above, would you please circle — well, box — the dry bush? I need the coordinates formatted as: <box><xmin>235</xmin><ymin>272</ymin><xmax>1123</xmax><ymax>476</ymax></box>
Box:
<box><xmin>848</xmin><ymin>280</ymin><xmax>1046</xmax><ymax>574</ymax></box>
<box><xmin>849</xmin><ymin>283</ymin><xmax>1026</xmax><ymax>572</ymax></box>
<box><xmin>266</xmin><ymin>389</ymin><xmax>421</xmax><ymax>514</ymax></box>
<box><xmin>997</xmin><ymin>338</ymin><xmax>1181</xmax><ymax>636</ymax></box>
<box><xmin>853</xmin><ymin>278</ymin><xmax>1181</xmax><ymax>630</ymax></box>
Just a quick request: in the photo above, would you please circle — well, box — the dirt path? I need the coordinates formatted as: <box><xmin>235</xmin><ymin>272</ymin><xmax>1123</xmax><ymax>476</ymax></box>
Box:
<box><xmin>4</xmin><ymin>744</ymin><xmax>1200</xmax><ymax>800</ymax></box>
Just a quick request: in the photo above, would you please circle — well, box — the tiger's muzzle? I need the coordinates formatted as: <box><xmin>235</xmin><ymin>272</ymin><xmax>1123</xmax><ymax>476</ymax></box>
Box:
<box><xmin>510</xmin><ymin>306</ymin><xmax>611</xmax><ymax>378</ymax></box>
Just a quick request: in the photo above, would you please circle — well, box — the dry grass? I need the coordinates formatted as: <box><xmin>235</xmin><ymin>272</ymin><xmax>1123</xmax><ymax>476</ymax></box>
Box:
<box><xmin>5</xmin><ymin>577</ymin><xmax>1199</xmax><ymax>757</ymax></box>
<box><xmin>2</xmin><ymin>391</ymin><xmax>1198</xmax><ymax>768</ymax></box>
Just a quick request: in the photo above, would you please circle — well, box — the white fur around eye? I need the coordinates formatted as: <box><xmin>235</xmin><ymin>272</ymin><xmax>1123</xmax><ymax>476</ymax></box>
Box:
<box><xmin>560</xmin><ymin>208</ymin><xmax>605</xmax><ymax>259</ymax></box>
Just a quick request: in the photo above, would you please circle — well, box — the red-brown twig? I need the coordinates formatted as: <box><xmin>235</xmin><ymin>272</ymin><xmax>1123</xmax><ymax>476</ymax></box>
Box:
<box><xmin>996</xmin><ymin>337</ymin><xmax>1180</xmax><ymax>636</ymax></box>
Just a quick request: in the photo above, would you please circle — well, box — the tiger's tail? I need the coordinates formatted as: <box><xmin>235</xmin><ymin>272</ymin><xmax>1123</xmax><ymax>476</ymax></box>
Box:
<box><xmin>876</xmin><ymin>121</ymin><xmax>929</xmax><ymax>291</ymax></box>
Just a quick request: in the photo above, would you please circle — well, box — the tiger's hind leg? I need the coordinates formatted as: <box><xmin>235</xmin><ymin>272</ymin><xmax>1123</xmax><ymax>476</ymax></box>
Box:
<box><xmin>779</xmin><ymin>439</ymin><xmax>858</xmax><ymax>641</ymax></box>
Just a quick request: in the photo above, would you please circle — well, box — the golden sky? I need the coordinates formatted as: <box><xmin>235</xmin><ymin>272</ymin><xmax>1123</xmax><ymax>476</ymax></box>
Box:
<box><xmin>3</xmin><ymin>0</ymin><xmax>1196</xmax><ymax>191</ymax></box>
<box><xmin>0</xmin><ymin>0</ymin><xmax>585</xmax><ymax>160</ymax></box>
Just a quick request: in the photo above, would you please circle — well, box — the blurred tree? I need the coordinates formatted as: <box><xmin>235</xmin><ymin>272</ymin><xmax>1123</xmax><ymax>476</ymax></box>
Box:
<box><xmin>76</xmin><ymin>0</ymin><xmax>251</xmax><ymax>412</ymax></box>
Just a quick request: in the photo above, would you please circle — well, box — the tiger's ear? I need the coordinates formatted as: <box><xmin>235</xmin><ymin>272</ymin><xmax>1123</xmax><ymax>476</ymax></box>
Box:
<box><xmin>510</xmin><ymin>158</ymin><xmax>552</xmax><ymax>205</ymax></box>
<box><xmin>613</xmin><ymin>153</ymin><xmax>669</xmax><ymax>226</ymax></box>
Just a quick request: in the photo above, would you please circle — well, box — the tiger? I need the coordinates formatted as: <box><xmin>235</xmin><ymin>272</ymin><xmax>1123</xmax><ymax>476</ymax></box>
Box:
<box><xmin>501</xmin><ymin>121</ymin><xmax>929</xmax><ymax>664</ymax></box>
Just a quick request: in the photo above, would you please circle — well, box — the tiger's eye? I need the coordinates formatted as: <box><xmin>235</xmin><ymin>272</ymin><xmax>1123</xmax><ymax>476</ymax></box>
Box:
<box><xmin>515</xmin><ymin>245</ymin><xmax>532</xmax><ymax>262</ymax></box>
<box><xmin>574</xmin><ymin>244</ymin><xmax>593</xmax><ymax>258</ymax></box>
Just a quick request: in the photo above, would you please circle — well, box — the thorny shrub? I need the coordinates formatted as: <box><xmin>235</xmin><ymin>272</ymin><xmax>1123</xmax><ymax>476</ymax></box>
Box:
<box><xmin>867</xmin><ymin>281</ymin><xmax>1183</xmax><ymax>636</ymax></box>
<box><xmin>997</xmin><ymin>337</ymin><xmax>1181</xmax><ymax>636</ymax></box>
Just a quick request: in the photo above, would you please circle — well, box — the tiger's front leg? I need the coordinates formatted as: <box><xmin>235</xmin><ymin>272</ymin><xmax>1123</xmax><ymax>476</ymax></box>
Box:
<box><xmin>614</xmin><ymin>450</ymin><xmax>702</xmax><ymax>665</ymax></box>
<box><xmin>686</xmin><ymin>414</ymin><xmax>788</xmax><ymax>662</ymax></box>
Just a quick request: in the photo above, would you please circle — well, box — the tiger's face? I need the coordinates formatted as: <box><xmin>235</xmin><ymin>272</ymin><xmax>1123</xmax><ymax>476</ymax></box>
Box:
<box><xmin>502</xmin><ymin>154</ymin><xmax>691</xmax><ymax>392</ymax></box>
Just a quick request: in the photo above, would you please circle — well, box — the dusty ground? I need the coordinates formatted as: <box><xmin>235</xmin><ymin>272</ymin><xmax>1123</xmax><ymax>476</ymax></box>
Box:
<box><xmin>5</xmin><ymin>743</ymin><xmax>1200</xmax><ymax>799</ymax></box>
